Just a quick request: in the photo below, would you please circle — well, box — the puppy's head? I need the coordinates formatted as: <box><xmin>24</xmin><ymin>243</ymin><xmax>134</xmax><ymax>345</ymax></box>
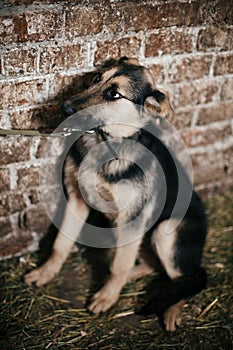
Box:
<box><xmin>61</xmin><ymin>57</ymin><xmax>173</xmax><ymax>133</ymax></box>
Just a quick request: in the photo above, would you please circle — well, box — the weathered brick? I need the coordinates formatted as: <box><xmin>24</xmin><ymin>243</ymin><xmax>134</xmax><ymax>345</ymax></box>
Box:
<box><xmin>65</xmin><ymin>4</ymin><xmax>103</xmax><ymax>39</ymax></box>
<box><xmin>3</xmin><ymin>0</ymin><xmax>59</xmax><ymax>4</ymax></box>
<box><xmin>0</xmin><ymin>231</ymin><xmax>33</xmax><ymax>257</ymax></box>
<box><xmin>200</xmin><ymin>0</ymin><xmax>233</xmax><ymax>26</ymax></box>
<box><xmin>197</xmin><ymin>102</ymin><xmax>233</xmax><ymax>125</ymax></box>
<box><xmin>145</xmin><ymin>28</ymin><xmax>195</xmax><ymax>57</ymax></box>
<box><xmin>9</xmin><ymin>108</ymin><xmax>34</xmax><ymax>129</ymax></box>
<box><xmin>147</xmin><ymin>64</ymin><xmax>166</xmax><ymax>84</ymax></box>
<box><xmin>197</xmin><ymin>27</ymin><xmax>233</xmax><ymax>52</ymax></box>
<box><xmin>17</xmin><ymin>166</ymin><xmax>40</xmax><ymax>188</ymax></box>
<box><xmin>0</xmin><ymin>137</ymin><xmax>31</xmax><ymax>165</ymax></box>
<box><xmin>183</xmin><ymin>123</ymin><xmax>232</xmax><ymax>148</ymax></box>
<box><xmin>0</xmin><ymin>217</ymin><xmax>12</xmax><ymax>239</ymax></box>
<box><xmin>35</xmin><ymin>137</ymin><xmax>64</xmax><ymax>159</ymax></box>
<box><xmin>26</xmin><ymin>189</ymin><xmax>40</xmax><ymax>205</ymax></box>
<box><xmin>9</xmin><ymin>105</ymin><xmax>61</xmax><ymax>130</ymax></box>
<box><xmin>0</xmin><ymin>15</ymin><xmax>17</xmax><ymax>45</ymax></box>
<box><xmin>0</xmin><ymin>193</ymin><xmax>26</xmax><ymax>216</ymax></box>
<box><xmin>214</xmin><ymin>54</ymin><xmax>233</xmax><ymax>76</ymax></box>
<box><xmin>168</xmin><ymin>55</ymin><xmax>212</xmax><ymax>83</ymax></box>
<box><xmin>29</xmin><ymin>104</ymin><xmax>64</xmax><ymax>129</ymax></box>
<box><xmin>94</xmin><ymin>37</ymin><xmax>141</xmax><ymax>66</ymax></box>
<box><xmin>39</xmin><ymin>44</ymin><xmax>86</xmax><ymax>74</ymax></box>
<box><xmin>191</xmin><ymin>149</ymin><xmax>225</xmax><ymax>186</ymax></box>
<box><xmin>221</xmin><ymin>78</ymin><xmax>233</xmax><ymax>101</ymax></box>
<box><xmin>0</xmin><ymin>79</ymin><xmax>47</xmax><ymax>109</ymax></box>
<box><xmin>3</xmin><ymin>46</ymin><xmax>38</xmax><ymax>77</ymax></box>
<box><xmin>0</xmin><ymin>168</ymin><xmax>11</xmax><ymax>191</ymax></box>
<box><xmin>222</xmin><ymin>144</ymin><xmax>233</xmax><ymax>177</ymax></box>
<box><xmin>175</xmin><ymin>80</ymin><xmax>221</xmax><ymax>108</ymax></box>
<box><xmin>172</xmin><ymin>108</ymin><xmax>195</xmax><ymax>130</ymax></box>
<box><xmin>122</xmin><ymin>2</ymin><xmax>196</xmax><ymax>32</ymax></box>
<box><xmin>24</xmin><ymin>204</ymin><xmax>50</xmax><ymax>232</ymax></box>
<box><xmin>0</xmin><ymin>7</ymin><xmax>63</xmax><ymax>44</ymax></box>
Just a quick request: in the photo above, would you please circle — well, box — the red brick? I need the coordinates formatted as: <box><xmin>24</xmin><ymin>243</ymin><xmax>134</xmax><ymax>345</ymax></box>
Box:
<box><xmin>9</xmin><ymin>105</ymin><xmax>61</xmax><ymax>130</ymax></box>
<box><xmin>0</xmin><ymin>79</ymin><xmax>47</xmax><ymax>109</ymax></box>
<box><xmin>147</xmin><ymin>64</ymin><xmax>166</xmax><ymax>84</ymax></box>
<box><xmin>197</xmin><ymin>27</ymin><xmax>233</xmax><ymax>52</ymax></box>
<box><xmin>9</xmin><ymin>108</ymin><xmax>34</xmax><ymax>129</ymax></box>
<box><xmin>172</xmin><ymin>108</ymin><xmax>195</xmax><ymax>130</ymax></box>
<box><xmin>191</xmin><ymin>149</ymin><xmax>225</xmax><ymax>186</ymax></box>
<box><xmin>122</xmin><ymin>2</ymin><xmax>197</xmax><ymax>32</ymax></box>
<box><xmin>214</xmin><ymin>54</ymin><xmax>233</xmax><ymax>76</ymax></box>
<box><xmin>3</xmin><ymin>46</ymin><xmax>38</xmax><ymax>77</ymax></box>
<box><xmin>221</xmin><ymin>78</ymin><xmax>233</xmax><ymax>101</ymax></box>
<box><xmin>0</xmin><ymin>231</ymin><xmax>33</xmax><ymax>257</ymax></box>
<box><xmin>94</xmin><ymin>37</ymin><xmax>141</xmax><ymax>66</ymax></box>
<box><xmin>39</xmin><ymin>44</ymin><xmax>86</xmax><ymax>74</ymax></box>
<box><xmin>26</xmin><ymin>189</ymin><xmax>40</xmax><ymax>205</ymax></box>
<box><xmin>0</xmin><ymin>169</ymin><xmax>11</xmax><ymax>191</ymax></box>
<box><xmin>202</xmin><ymin>0</ymin><xmax>233</xmax><ymax>26</ymax></box>
<box><xmin>0</xmin><ymin>8</ymin><xmax>63</xmax><ymax>44</ymax></box>
<box><xmin>0</xmin><ymin>217</ymin><xmax>12</xmax><ymax>239</ymax></box>
<box><xmin>145</xmin><ymin>29</ymin><xmax>194</xmax><ymax>57</ymax></box>
<box><xmin>197</xmin><ymin>102</ymin><xmax>233</xmax><ymax>125</ymax></box>
<box><xmin>0</xmin><ymin>137</ymin><xmax>31</xmax><ymax>165</ymax></box>
<box><xmin>35</xmin><ymin>137</ymin><xmax>64</xmax><ymax>159</ymax></box>
<box><xmin>0</xmin><ymin>193</ymin><xmax>26</xmax><ymax>216</ymax></box>
<box><xmin>24</xmin><ymin>204</ymin><xmax>50</xmax><ymax>232</ymax></box>
<box><xmin>3</xmin><ymin>0</ymin><xmax>57</xmax><ymax>4</ymax></box>
<box><xmin>65</xmin><ymin>4</ymin><xmax>103</xmax><ymax>39</ymax></box>
<box><xmin>183</xmin><ymin>123</ymin><xmax>232</xmax><ymax>148</ymax></box>
<box><xmin>0</xmin><ymin>15</ymin><xmax>17</xmax><ymax>45</ymax></box>
<box><xmin>17</xmin><ymin>167</ymin><xmax>40</xmax><ymax>188</ymax></box>
<box><xmin>175</xmin><ymin>80</ymin><xmax>220</xmax><ymax>108</ymax></box>
<box><xmin>168</xmin><ymin>55</ymin><xmax>212</xmax><ymax>83</ymax></box>
<box><xmin>222</xmin><ymin>144</ymin><xmax>233</xmax><ymax>177</ymax></box>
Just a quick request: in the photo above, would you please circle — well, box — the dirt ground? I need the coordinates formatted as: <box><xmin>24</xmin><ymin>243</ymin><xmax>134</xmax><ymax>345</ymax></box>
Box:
<box><xmin>0</xmin><ymin>193</ymin><xmax>232</xmax><ymax>350</ymax></box>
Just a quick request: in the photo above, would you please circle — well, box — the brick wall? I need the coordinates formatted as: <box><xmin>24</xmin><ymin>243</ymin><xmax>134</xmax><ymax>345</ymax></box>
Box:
<box><xmin>0</xmin><ymin>0</ymin><xmax>233</xmax><ymax>259</ymax></box>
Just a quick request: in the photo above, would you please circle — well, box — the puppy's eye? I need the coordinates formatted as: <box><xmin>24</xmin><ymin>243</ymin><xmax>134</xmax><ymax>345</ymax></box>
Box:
<box><xmin>104</xmin><ymin>89</ymin><xmax>122</xmax><ymax>101</ymax></box>
<box><xmin>93</xmin><ymin>74</ymin><xmax>102</xmax><ymax>84</ymax></box>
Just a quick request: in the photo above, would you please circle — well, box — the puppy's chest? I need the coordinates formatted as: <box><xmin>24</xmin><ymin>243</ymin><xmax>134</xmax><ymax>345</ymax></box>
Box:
<box><xmin>68</xmin><ymin>133</ymin><xmax>146</xmax><ymax>215</ymax></box>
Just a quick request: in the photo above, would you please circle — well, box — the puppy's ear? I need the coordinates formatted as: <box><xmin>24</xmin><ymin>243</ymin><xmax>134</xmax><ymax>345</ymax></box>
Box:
<box><xmin>119</xmin><ymin>56</ymin><xmax>140</xmax><ymax>66</ymax></box>
<box><xmin>144</xmin><ymin>89</ymin><xmax>174</xmax><ymax>120</ymax></box>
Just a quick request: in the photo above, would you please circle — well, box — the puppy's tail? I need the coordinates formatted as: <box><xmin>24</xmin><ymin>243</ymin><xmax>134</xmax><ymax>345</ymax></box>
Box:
<box><xmin>138</xmin><ymin>267</ymin><xmax>207</xmax><ymax>316</ymax></box>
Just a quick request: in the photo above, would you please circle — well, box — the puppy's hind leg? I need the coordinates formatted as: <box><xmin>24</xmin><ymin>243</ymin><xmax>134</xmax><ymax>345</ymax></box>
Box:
<box><xmin>25</xmin><ymin>194</ymin><xmax>89</xmax><ymax>287</ymax></box>
<box><xmin>140</xmin><ymin>219</ymin><xmax>207</xmax><ymax>331</ymax></box>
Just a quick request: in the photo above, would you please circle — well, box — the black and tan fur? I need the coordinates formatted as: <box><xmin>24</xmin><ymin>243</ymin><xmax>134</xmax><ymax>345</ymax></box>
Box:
<box><xmin>25</xmin><ymin>57</ymin><xmax>207</xmax><ymax>331</ymax></box>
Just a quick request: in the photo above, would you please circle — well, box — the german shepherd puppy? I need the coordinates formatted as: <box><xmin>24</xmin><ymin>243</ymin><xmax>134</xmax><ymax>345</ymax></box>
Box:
<box><xmin>25</xmin><ymin>57</ymin><xmax>207</xmax><ymax>331</ymax></box>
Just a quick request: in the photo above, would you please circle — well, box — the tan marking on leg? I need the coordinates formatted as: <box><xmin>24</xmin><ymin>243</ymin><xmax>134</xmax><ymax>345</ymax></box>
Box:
<box><xmin>127</xmin><ymin>259</ymin><xmax>154</xmax><ymax>281</ymax></box>
<box><xmin>25</xmin><ymin>194</ymin><xmax>89</xmax><ymax>286</ymax></box>
<box><xmin>88</xmin><ymin>237</ymin><xmax>143</xmax><ymax>314</ymax></box>
<box><xmin>152</xmin><ymin>219</ymin><xmax>181</xmax><ymax>279</ymax></box>
<box><xmin>163</xmin><ymin>299</ymin><xmax>186</xmax><ymax>332</ymax></box>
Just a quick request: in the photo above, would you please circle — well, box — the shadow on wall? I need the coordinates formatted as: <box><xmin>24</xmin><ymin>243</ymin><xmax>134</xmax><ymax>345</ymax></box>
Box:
<box><xmin>31</xmin><ymin>70</ymin><xmax>99</xmax><ymax>130</ymax></box>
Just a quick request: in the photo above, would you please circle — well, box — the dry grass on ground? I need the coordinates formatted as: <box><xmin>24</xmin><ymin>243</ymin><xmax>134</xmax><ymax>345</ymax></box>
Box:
<box><xmin>0</xmin><ymin>193</ymin><xmax>232</xmax><ymax>350</ymax></box>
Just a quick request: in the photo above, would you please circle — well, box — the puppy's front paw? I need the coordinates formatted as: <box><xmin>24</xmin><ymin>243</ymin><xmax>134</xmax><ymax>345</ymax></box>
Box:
<box><xmin>88</xmin><ymin>287</ymin><xmax>120</xmax><ymax>314</ymax></box>
<box><xmin>163</xmin><ymin>300</ymin><xmax>185</xmax><ymax>332</ymax></box>
<box><xmin>24</xmin><ymin>264</ymin><xmax>57</xmax><ymax>287</ymax></box>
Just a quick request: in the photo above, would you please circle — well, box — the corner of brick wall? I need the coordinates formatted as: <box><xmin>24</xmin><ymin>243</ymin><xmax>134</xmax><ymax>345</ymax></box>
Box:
<box><xmin>0</xmin><ymin>0</ymin><xmax>233</xmax><ymax>258</ymax></box>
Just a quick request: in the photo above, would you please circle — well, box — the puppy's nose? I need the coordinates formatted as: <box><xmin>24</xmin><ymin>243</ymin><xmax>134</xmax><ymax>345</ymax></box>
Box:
<box><xmin>61</xmin><ymin>103</ymin><xmax>76</xmax><ymax>116</ymax></box>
